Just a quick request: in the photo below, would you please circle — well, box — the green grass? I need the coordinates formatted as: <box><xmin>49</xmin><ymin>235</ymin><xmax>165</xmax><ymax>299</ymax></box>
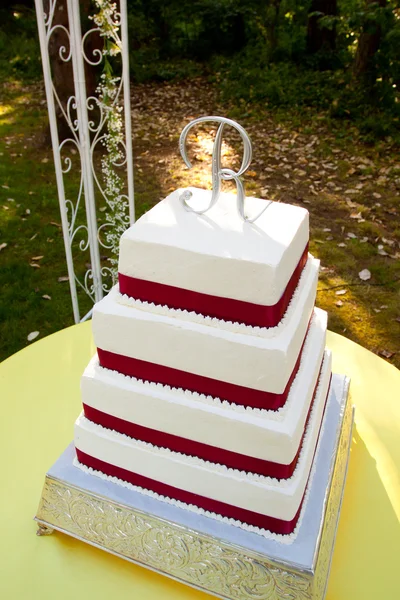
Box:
<box><xmin>0</xmin><ymin>81</ymin><xmax>90</xmax><ymax>359</ymax></box>
<box><xmin>0</xmin><ymin>76</ymin><xmax>164</xmax><ymax>361</ymax></box>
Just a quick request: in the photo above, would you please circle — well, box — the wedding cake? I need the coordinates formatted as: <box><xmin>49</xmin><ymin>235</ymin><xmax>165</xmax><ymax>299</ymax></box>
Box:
<box><xmin>74</xmin><ymin>118</ymin><xmax>332</xmax><ymax>540</ymax></box>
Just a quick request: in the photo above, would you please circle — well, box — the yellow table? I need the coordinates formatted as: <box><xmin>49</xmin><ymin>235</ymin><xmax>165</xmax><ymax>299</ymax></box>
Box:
<box><xmin>0</xmin><ymin>322</ymin><xmax>399</xmax><ymax>599</ymax></box>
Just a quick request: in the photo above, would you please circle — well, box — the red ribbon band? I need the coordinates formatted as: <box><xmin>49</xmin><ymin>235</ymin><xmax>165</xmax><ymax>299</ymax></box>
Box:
<box><xmin>97</xmin><ymin>317</ymin><xmax>309</xmax><ymax>411</ymax></box>
<box><xmin>77</xmin><ymin>375</ymin><xmax>331</xmax><ymax>535</ymax></box>
<box><xmin>75</xmin><ymin>448</ymin><xmax>303</xmax><ymax>534</ymax></box>
<box><xmin>83</xmin><ymin>358</ymin><xmax>323</xmax><ymax>479</ymax></box>
<box><xmin>119</xmin><ymin>244</ymin><xmax>309</xmax><ymax>328</ymax></box>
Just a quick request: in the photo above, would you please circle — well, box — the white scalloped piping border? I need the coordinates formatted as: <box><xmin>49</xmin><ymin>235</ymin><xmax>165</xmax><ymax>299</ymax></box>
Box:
<box><xmin>73</xmin><ymin>406</ymin><xmax>325</xmax><ymax>547</ymax></box>
<box><xmin>74</xmin><ymin>365</ymin><xmax>331</xmax><ymax>544</ymax></box>
<box><xmin>93</xmin><ymin>311</ymin><xmax>324</xmax><ymax>422</ymax></box>
<box><xmin>116</xmin><ymin>256</ymin><xmax>318</xmax><ymax>339</ymax></box>
<box><xmin>77</xmin><ymin>353</ymin><xmax>330</xmax><ymax>492</ymax></box>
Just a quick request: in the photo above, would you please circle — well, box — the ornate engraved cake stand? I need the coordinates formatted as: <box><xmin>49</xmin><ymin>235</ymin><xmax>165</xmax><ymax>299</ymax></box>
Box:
<box><xmin>35</xmin><ymin>374</ymin><xmax>352</xmax><ymax>600</ymax></box>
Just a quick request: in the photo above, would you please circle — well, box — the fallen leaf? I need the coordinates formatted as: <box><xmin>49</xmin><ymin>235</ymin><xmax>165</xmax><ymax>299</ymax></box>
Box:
<box><xmin>350</xmin><ymin>212</ymin><xmax>362</xmax><ymax>219</ymax></box>
<box><xmin>30</xmin><ymin>263</ymin><xmax>40</xmax><ymax>268</ymax></box>
<box><xmin>25</xmin><ymin>208</ymin><xmax>30</xmax><ymax>215</ymax></box>
<box><xmin>2</xmin><ymin>184</ymin><xmax>10</xmax><ymax>189</ymax></box>
<box><xmin>42</xmin><ymin>294</ymin><xmax>51</xmax><ymax>300</ymax></box>
<box><xmin>374</xmin><ymin>308</ymin><xmax>381</xmax><ymax>313</ymax></box>
<box><xmin>358</xmin><ymin>269</ymin><xmax>371</xmax><ymax>281</ymax></box>
<box><xmin>336</xmin><ymin>300</ymin><xmax>344</xmax><ymax>307</ymax></box>
<box><xmin>373</xmin><ymin>192</ymin><xmax>382</xmax><ymax>199</ymax></box>
<box><xmin>27</xmin><ymin>331</ymin><xmax>39</xmax><ymax>342</ymax></box>
<box><xmin>29</xmin><ymin>233</ymin><xmax>38</xmax><ymax>240</ymax></box>
<box><xmin>0</xmin><ymin>242</ymin><xmax>7</xmax><ymax>251</ymax></box>
<box><xmin>346</xmin><ymin>200</ymin><xmax>358</xmax><ymax>208</ymax></box>
<box><xmin>50</xmin><ymin>222</ymin><xmax>62</xmax><ymax>227</ymax></box>
<box><xmin>41</xmin><ymin>158</ymin><xmax>49</xmax><ymax>163</ymax></box>
<box><xmin>31</xmin><ymin>255</ymin><xmax>44</xmax><ymax>261</ymax></box>
<box><xmin>337</xmin><ymin>243</ymin><xmax>347</xmax><ymax>247</ymax></box>
<box><xmin>58</xmin><ymin>276</ymin><xmax>69</xmax><ymax>282</ymax></box>
<box><xmin>347</xmin><ymin>233</ymin><xmax>357</xmax><ymax>239</ymax></box>
<box><xmin>335</xmin><ymin>289</ymin><xmax>347</xmax><ymax>296</ymax></box>
<box><xmin>379</xmin><ymin>349</ymin><xmax>395</xmax><ymax>359</ymax></box>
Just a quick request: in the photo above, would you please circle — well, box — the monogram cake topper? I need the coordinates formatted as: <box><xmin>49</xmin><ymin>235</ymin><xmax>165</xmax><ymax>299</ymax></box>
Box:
<box><xmin>179</xmin><ymin>116</ymin><xmax>271</xmax><ymax>223</ymax></box>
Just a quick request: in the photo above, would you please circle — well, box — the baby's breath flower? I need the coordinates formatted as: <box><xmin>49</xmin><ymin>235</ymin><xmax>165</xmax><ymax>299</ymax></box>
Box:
<box><xmin>92</xmin><ymin>0</ymin><xmax>128</xmax><ymax>282</ymax></box>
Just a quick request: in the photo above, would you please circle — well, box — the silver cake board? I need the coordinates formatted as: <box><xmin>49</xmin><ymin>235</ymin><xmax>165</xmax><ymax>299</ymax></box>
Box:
<box><xmin>35</xmin><ymin>373</ymin><xmax>353</xmax><ymax>600</ymax></box>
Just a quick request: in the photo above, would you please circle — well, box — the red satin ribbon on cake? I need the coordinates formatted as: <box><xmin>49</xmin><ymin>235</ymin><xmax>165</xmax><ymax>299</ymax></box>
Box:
<box><xmin>118</xmin><ymin>244</ymin><xmax>309</xmax><ymax>328</ymax></box>
<box><xmin>82</xmin><ymin>359</ymin><xmax>323</xmax><ymax>479</ymax></box>
<box><xmin>77</xmin><ymin>376</ymin><xmax>331</xmax><ymax>535</ymax></box>
<box><xmin>97</xmin><ymin>317</ymin><xmax>309</xmax><ymax>410</ymax></box>
<box><xmin>75</xmin><ymin>448</ymin><xmax>303</xmax><ymax>534</ymax></box>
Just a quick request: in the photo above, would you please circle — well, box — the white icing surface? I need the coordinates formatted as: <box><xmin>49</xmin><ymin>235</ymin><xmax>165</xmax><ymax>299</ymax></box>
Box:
<box><xmin>118</xmin><ymin>188</ymin><xmax>309</xmax><ymax>305</ymax></box>
<box><xmin>92</xmin><ymin>259</ymin><xmax>319</xmax><ymax>395</ymax></box>
<box><xmin>74</xmin><ymin>358</ymin><xmax>331</xmax><ymax>522</ymax></box>
<box><xmin>117</xmin><ymin>256</ymin><xmax>315</xmax><ymax>339</ymax></box>
<box><xmin>82</xmin><ymin>312</ymin><xmax>329</xmax><ymax>465</ymax></box>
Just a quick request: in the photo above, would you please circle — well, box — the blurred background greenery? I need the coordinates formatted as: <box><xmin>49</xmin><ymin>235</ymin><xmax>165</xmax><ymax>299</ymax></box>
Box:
<box><xmin>1</xmin><ymin>0</ymin><xmax>399</xmax><ymax>142</ymax></box>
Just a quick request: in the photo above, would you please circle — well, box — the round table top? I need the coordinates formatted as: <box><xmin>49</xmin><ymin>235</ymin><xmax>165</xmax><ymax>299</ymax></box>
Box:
<box><xmin>1</xmin><ymin>322</ymin><xmax>399</xmax><ymax>599</ymax></box>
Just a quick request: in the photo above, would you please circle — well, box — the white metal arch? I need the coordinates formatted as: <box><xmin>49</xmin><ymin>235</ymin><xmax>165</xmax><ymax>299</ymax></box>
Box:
<box><xmin>34</xmin><ymin>0</ymin><xmax>135</xmax><ymax>322</ymax></box>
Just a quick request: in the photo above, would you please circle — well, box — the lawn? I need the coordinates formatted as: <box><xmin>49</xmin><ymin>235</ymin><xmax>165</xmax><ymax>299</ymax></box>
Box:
<box><xmin>1</xmin><ymin>75</ymin><xmax>399</xmax><ymax>368</ymax></box>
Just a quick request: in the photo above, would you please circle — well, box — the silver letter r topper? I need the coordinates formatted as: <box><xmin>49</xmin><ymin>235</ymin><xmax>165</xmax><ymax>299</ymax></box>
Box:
<box><xmin>179</xmin><ymin>116</ymin><xmax>270</xmax><ymax>222</ymax></box>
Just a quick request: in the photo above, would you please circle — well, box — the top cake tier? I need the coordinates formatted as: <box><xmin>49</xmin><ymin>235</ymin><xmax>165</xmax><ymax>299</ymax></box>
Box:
<box><xmin>118</xmin><ymin>187</ymin><xmax>309</xmax><ymax>328</ymax></box>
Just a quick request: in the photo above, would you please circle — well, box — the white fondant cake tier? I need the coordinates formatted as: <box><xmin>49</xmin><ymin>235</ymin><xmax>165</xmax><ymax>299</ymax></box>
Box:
<box><xmin>92</xmin><ymin>258</ymin><xmax>319</xmax><ymax>396</ymax></box>
<box><xmin>81</xmin><ymin>312</ymin><xmax>329</xmax><ymax>466</ymax></box>
<box><xmin>118</xmin><ymin>188</ymin><xmax>309</xmax><ymax>305</ymax></box>
<box><xmin>74</xmin><ymin>356</ymin><xmax>331</xmax><ymax>523</ymax></box>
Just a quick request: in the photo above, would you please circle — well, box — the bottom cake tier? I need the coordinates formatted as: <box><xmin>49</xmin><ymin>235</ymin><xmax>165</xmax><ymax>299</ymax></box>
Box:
<box><xmin>35</xmin><ymin>373</ymin><xmax>353</xmax><ymax>600</ymax></box>
<box><xmin>74</xmin><ymin>354</ymin><xmax>332</xmax><ymax>538</ymax></box>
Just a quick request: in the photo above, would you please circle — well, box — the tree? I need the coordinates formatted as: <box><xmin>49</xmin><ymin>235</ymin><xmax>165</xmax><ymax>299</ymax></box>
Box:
<box><xmin>354</xmin><ymin>0</ymin><xmax>387</xmax><ymax>78</ymax></box>
<box><xmin>307</xmin><ymin>0</ymin><xmax>337</xmax><ymax>55</ymax></box>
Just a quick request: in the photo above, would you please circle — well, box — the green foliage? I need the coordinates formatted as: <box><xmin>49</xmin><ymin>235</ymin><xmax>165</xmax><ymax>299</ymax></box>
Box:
<box><xmin>0</xmin><ymin>1</ymin><xmax>399</xmax><ymax>142</ymax></box>
<box><xmin>0</xmin><ymin>7</ymin><xmax>41</xmax><ymax>81</ymax></box>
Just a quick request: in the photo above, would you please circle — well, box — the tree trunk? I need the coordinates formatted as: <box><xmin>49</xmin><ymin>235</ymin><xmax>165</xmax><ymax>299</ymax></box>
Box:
<box><xmin>307</xmin><ymin>0</ymin><xmax>337</xmax><ymax>54</ymax></box>
<box><xmin>43</xmin><ymin>0</ymin><xmax>101</xmax><ymax>141</ymax></box>
<box><xmin>269</xmin><ymin>0</ymin><xmax>282</xmax><ymax>54</ymax></box>
<box><xmin>354</xmin><ymin>0</ymin><xmax>387</xmax><ymax>77</ymax></box>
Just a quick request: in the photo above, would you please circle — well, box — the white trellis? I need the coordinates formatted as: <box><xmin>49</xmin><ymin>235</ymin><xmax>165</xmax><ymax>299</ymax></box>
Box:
<box><xmin>34</xmin><ymin>0</ymin><xmax>135</xmax><ymax>322</ymax></box>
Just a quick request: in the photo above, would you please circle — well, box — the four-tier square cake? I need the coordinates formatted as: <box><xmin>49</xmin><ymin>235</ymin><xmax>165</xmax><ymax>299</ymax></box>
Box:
<box><xmin>74</xmin><ymin>185</ymin><xmax>332</xmax><ymax>539</ymax></box>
